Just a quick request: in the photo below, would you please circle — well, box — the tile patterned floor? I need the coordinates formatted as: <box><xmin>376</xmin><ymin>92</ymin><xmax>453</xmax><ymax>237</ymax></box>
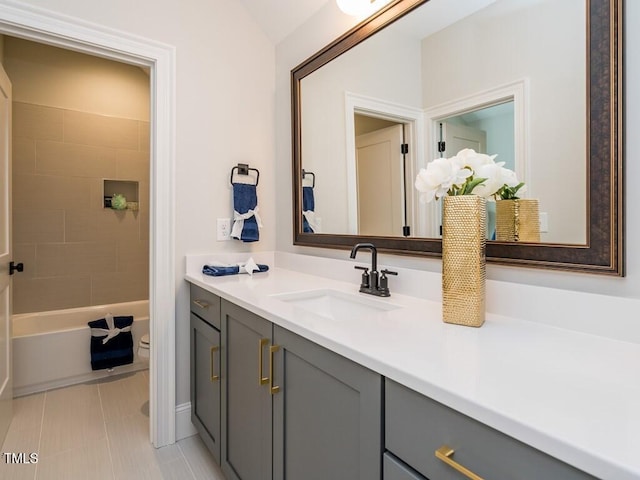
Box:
<box><xmin>0</xmin><ymin>371</ymin><xmax>225</xmax><ymax>480</ymax></box>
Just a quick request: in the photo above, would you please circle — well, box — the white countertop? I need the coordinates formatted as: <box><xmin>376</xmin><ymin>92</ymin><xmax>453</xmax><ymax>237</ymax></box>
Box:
<box><xmin>185</xmin><ymin>252</ymin><xmax>640</xmax><ymax>480</ymax></box>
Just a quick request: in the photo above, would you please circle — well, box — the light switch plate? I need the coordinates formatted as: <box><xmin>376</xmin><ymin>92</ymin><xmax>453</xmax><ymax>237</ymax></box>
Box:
<box><xmin>217</xmin><ymin>218</ymin><xmax>231</xmax><ymax>241</ymax></box>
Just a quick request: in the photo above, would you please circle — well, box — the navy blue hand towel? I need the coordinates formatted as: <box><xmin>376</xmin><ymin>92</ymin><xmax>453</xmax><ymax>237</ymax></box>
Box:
<box><xmin>203</xmin><ymin>263</ymin><xmax>269</xmax><ymax>277</ymax></box>
<box><xmin>231</xmin><ymin>183</ymin><xmax>261</xmax><ymax>242</ymax></box>
<box><xmin>302</xmin><ymin>186</ymin><xmax>315</xmax><ymax>233</ymax></box>
<box><xmin>88</xmin><ymin>315</ymin><xmax>134</xmax><ymax>371</ymax></box>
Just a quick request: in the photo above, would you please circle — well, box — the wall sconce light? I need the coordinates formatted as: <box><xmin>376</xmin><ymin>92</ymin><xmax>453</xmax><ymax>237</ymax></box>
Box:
<box><xmin>336</xmin><ymin>0</ymin><xmax>390</xmax><ymax>17</ymax></box>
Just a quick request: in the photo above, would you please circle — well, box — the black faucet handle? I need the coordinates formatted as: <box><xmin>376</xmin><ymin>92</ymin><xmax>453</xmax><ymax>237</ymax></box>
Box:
<box><xmin>381</xmin><ymin>269</ymin><xmax>398</xmax><ymax>277</ymax></box>
<box><xmin>354</xmin><ymin>265</ymin><xmax>370</xmax><ymax>289</ymax></box>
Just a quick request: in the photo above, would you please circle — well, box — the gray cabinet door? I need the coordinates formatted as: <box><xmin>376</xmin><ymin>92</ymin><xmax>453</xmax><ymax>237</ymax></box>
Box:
<box><xmin>190</xmin><ymin>312</ymin><xmax>221</xmax><ymax>463</ymax></box>
<box><xmin>221</xmin><ymin>299</ymin><xmax>273</xmax><ymax>480</ymax></box>
<box><xmin>272</xmin><ymin>325</ymin><xmax>382</xmax><ymax>480</ymax></box>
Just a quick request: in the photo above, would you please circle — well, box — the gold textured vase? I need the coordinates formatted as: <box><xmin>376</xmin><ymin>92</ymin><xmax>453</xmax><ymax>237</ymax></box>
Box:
<box><xmin>495</xmin><ymin>199</ymin><xmax>540</xmax><ymax>242</ymax></box>
<box><xmin>442</xmin><ymin>195</ymin><xmax>486</xmax><ymax>327</ymax></box>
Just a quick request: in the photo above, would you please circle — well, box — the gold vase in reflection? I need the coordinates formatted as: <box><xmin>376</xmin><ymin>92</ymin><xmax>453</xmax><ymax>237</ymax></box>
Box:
<box><xmin>495</xmin><ymin>199</ymin><xmax>540</xmax><ymax>242</ymax></box>
<box><xmin>442</xmin><ymin>196</ymin><xmax>486</xmax><ymax>328</ymax></box>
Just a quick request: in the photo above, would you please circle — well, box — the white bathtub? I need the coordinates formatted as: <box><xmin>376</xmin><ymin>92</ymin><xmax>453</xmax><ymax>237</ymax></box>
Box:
<box><xmin>12</xmin><ymin>300</ymin><xmax>149</xmax><ymax>397</ymax></box>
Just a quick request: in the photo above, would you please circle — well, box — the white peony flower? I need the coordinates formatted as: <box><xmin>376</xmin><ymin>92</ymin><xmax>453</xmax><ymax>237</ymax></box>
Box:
<box><xmin>472</xmin><ymin>162</ymin><xmax>505</xmax><ymax>198</ymax></box>
<box><xmin>415</xmin><ymin>148</ymin><xmax>525</xmax><ymax>201</ymax></box>
<box><xmin>415</xmin><ymin>157</ymin><xmax>471</xmax><ymax>203</ymax></box>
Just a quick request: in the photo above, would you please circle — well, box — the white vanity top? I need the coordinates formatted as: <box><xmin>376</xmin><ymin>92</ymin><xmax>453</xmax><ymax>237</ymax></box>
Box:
<box><xmin>185</xmin><ymin>252</ymin><xmax>640</xmax><ymax>480</ymax></box>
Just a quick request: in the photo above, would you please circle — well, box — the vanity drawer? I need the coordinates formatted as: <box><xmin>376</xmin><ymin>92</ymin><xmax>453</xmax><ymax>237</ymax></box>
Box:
<box><xmin>190</xmin><ymin>285</ymin><xmax>221</xmax><ymax>329</ymax></box>
<box><xmin>385</xmin><ymin>380</ymin><xmax>595</xmax><ymax>480</ymax></box>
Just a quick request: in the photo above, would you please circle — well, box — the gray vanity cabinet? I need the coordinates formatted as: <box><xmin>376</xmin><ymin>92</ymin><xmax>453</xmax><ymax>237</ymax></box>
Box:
<box><xmin>189</xmin><ymin>285</ymin><xmax>222</xmax><ymax>463</ymax></box>
<box><xmin>220</xmin><ymin>299</ymin><xmax>274</xmax><ymax>480</ymax></box>
<box><xmin>385</xmin><ymin>379</ymin><xmax>596</xmax><ymax>480</ymax></box>
<box><xmin>272</xmin><ymin>325</ymin><xmax>382</xmax><ymax>480</ymax></box>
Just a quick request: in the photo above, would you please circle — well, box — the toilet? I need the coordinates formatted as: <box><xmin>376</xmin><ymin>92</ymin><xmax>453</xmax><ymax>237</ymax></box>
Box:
<box><xmin>138</xmin><ymin>333</ymin><xmax>150</xmax><ymax>360</ymax></box>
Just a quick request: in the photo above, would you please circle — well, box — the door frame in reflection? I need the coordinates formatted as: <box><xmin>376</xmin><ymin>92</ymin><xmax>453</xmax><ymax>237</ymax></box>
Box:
<box><xmin>345</xmin><ymin>92</ymin><xmax>425</xmax><ymax>236</ymax></box>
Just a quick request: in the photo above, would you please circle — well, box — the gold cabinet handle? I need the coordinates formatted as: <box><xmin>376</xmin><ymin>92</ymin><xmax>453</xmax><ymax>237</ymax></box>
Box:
<box><xmin>210</xmin><ymin>345</ymin><xmax>219</xmax><ymax>382</ymax></box>
<box><xmin>193</xmin><ymin>299</ymin><xmax>209</xmax><ymax>309</ymax></box>
<box><xmin>258</xmin><ymin>338</ymin><xmax>269</xmax><ymax>385</ymax></box>
<box><xmin>269</xmin><ymin>345</ymin><xmax>280</xmax><ymax>395</ymax></box>
<box><xmin>435</xmin><ymin>445</ymin><xmax>484</xmax><ymax>480</ymax></box>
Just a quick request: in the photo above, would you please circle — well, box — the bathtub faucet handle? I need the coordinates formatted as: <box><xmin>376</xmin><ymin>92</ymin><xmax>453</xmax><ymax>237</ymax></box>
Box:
<box><xmin>9</xmin><ymin>261</ymin><xmax>24</xmax><ymax>275</ymax></box>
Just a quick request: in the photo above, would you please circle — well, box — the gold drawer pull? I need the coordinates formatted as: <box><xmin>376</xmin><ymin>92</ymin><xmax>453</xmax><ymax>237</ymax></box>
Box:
<box><xmin>210</xmin><ymin>346</ymin><xmax>219</xmax><ymax>382</ymax></box>
<box><xmin>269</xmin><ymin>345</ymin><xmax>280</xmax><ymax>395</ymax></box>
<box><xmin>258</xmin><ymin>338</ymin><xmax>269</xmax><ymax>385</ymax></box>
<box><xmin>435</xmin><ymin>445</ymin><xmax>484</xmax><ymax>480</ymax></box>
<box><xmin>193</xmin><ymin>299</ymin><xmax>209</xmax><ymax>309</ymax></box>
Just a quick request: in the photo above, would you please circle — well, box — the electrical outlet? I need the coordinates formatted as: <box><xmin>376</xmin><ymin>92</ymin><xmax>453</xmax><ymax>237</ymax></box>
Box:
<box><xmin>217</xmin><ymin>218</ymin><xmax>231</xmax><ymax>241</ymax></box>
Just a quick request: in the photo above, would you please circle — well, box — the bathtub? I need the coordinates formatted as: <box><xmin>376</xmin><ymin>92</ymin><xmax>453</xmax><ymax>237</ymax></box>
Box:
<box><xmin>12</xmin><ymin>300</ymin><xmax>149</xmax><ymax>397</ymax></box>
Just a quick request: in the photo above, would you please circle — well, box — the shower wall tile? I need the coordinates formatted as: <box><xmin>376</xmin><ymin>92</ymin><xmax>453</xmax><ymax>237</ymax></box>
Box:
<box><xmin>116</xmin><ymin>148</ymin><xmax>150</xmax><ymax>181</ymax></box>
<box><xmin>12</xmin><ymin>136</ymin><xmax>36</xmax><ymax>174</ymax></box>
<box><xmin>13</xmin><ymin>209</ymin><xmax>65</xmax><ymax>244</ymax></box>
<box><xmin>139</xmin><ymin>121</ymin><xmax>150</xmax><ymax>152</ymax></box>
<box><xmin>12</xmin><ymin>173</ymin><xmax>92</xmax><ymax>210</ymax></box>
<box><xmin>36</xmin><ymin>140</ymin><xmax>117</xmax><ymax>178</ymax></box>
<box><xmin>91</xmin><ymin>266</ymin><xmax>149</xmax><ymax>306</ymax></box>
<box><xmin>139</xmin><ymin>210</ymin><xmax>150</xmax><ymax>241</ymax></box>
<box><xmin>64</xmin><ymin>109</ymin><xmax>139</xmax><ymax>149</ymax></box>
<box><xmin>12</xmin><ymin>102</ymin><xmax>149</xmax><ymax>314</ymax></box>
<box><xmin>117</xmin><ymin>239</ymin><xmax>150</xmax><ymax>272</ymax></box>
<box><xmin>37</xmin><ymin>242</ymin><xmax>117</xmax><ymax>277</ymax></box>
<box><xmin>12</xmin><ymin>275</ymin><xmax>91</xmax><ymax>313</ymax></box>
<box><xmin>13</xmin><ymin>102</ymin><xmax>63</xmax><ymax>140</ymax></box>
<box><xmin>65</xmin><ymin>209</ymin><xmax>140</xmax><ymax>243</ymax></box>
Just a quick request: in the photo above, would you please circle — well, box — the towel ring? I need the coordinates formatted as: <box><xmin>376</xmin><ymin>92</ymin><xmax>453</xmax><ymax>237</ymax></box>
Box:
<box><xmin>230</xmin><ymin>163</ymin><xmax>260</xmax><ymax>186</ymax></box>
<box><xmin>302</xmin><ymin>169</ymin><xmax>315</xmax><ymax>188</ymax></box>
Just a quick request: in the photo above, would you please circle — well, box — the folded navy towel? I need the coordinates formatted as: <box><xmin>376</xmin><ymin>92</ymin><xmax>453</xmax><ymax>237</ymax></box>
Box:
<box><xmin>231</xmin><ymin>183</ymin><xmax>261</xmax><ymax>242</ymax></box>
<box><xmin>203</xmin><ymin>263</ymin><xmax>269</xmax><ymax>277</ymax></box>
<box><xmin>302</xmin><ymin>186</ymin><xmax>315</xmax><ymax>233</ymax></box>
<box><xmin>88</xmin><ymin>315</ymin><xmax>134</xmax><ymax>371</ymax></box>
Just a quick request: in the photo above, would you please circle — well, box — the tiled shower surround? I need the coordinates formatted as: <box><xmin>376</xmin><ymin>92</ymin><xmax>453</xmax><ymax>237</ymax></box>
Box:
<box><xmin>12</xmin><ymin>101</ymin><xmax>149</xmax><ymax>314</ymax></box>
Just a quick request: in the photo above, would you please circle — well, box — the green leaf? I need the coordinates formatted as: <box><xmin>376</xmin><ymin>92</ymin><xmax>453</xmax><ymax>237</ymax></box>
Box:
<box><xmin>463</xmin><ymin>177</ymin><xmax>487</xmax><ymax>195</ymax></box>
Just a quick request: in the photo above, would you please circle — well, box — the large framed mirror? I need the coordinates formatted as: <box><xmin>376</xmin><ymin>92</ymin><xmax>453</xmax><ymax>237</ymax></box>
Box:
<box><xmin>292</xmin><ymin>0</ymin><xmax>622</xmax><ymax>275</ymax></box>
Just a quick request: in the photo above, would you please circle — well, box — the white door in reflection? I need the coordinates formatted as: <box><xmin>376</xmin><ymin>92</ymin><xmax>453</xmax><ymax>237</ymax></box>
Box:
<box><xmin>355</xmin><ymin>124</ymin><xmax>404</xmax><ymax>237</ymax></box>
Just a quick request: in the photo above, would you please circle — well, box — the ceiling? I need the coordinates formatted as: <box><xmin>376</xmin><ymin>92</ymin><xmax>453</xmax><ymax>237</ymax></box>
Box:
<box><xmin>238</xmin><ymin>0</ymin><xmax>331</xmax><ymax>45</ymax></box>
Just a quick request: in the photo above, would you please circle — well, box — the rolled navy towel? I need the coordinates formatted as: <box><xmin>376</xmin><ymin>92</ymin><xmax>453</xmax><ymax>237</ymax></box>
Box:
<box><xmin>203</xmin><ymin>263</ymin><xmax>269</xmax><ymax>277</ymax></box>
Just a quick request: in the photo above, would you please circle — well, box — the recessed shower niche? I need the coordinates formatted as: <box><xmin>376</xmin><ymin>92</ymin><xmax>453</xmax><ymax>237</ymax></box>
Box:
<box><xmin>103</xmin><ymin>179</ymin><xmax>140</xmax><ymax>210</ymax></box>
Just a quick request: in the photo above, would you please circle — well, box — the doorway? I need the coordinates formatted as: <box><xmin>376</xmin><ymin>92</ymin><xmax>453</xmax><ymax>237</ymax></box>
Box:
<box><xmin>0</xmin><ymin>3</ymin><xmax>176</xmax><ymax>448</ymax></box>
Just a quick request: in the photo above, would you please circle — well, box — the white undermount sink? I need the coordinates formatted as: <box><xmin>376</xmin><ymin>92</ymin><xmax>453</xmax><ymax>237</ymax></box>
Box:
<box><xmin>270</xmin><ymin>288</ymin><xmax>401</xmax><ymax>320</ymax></box>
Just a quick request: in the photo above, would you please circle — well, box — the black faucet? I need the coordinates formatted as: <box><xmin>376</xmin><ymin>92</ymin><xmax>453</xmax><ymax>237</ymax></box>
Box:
<box><xmin>349</xmin><ymin>243</ymin><xmax>397</xmax><ymax>297</ymax></box>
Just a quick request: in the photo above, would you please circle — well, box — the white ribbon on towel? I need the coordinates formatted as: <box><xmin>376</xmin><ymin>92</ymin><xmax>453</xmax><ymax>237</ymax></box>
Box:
<box><xmin>238</xmin><ymin>257</ymin><xmax>259</xmax><ymax>276</ymax></box>
<box><xmin>302</xmin><ymin>210</ymin><xmax>320</xmax><ymax>232</ymax></box>
<box><xmin>231</xmin><ymin>207</ymin><xmax>263</xmax><ymax>239</ymax></box>
<box><xmin>90</xmin><ymin>313</ymin><xmax>132</xmax><ymax>345</ymax></box>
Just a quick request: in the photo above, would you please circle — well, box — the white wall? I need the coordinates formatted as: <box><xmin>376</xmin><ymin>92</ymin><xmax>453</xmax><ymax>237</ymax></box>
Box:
<box><xmin>8</xmin><ymin>0</ymin><xmax>276</xmax><ymax>406</ymax></box>
<box><xmin>277</xmin><ymin>0</ymin><xmax>639</xmax><ymax>324</ymax></box>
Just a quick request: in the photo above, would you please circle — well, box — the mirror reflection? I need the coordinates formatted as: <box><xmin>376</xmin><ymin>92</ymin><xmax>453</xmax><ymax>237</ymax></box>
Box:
<box><xmin>300</xmin><ymin>0</ymin><xmax>586</xmax><ymax>244</ymax></box>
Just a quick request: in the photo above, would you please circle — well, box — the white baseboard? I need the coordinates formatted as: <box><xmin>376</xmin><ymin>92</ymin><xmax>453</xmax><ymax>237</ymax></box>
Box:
<box><xmin>175</xmin><ymin>402</ymin><xmax>198</xmax><ymax>441</ymax></box>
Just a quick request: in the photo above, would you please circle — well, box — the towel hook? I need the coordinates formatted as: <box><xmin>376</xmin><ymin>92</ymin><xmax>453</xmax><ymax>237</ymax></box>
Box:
<box><xmin>230</xmin><ymin>163</ymin><xmax>260</xmax><ymax>186</ymax></box>
<box><xmin>302</xmin><ymin>169</ymin><xmax>315</xmax><ymax>188</ymax></box>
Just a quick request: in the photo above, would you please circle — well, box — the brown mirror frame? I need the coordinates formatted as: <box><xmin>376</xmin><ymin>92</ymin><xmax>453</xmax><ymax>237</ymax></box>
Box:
<box><xmin>292</xmin><ymin>0</ymin><xmax>623</xmax><ymax>275</ymax></box>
